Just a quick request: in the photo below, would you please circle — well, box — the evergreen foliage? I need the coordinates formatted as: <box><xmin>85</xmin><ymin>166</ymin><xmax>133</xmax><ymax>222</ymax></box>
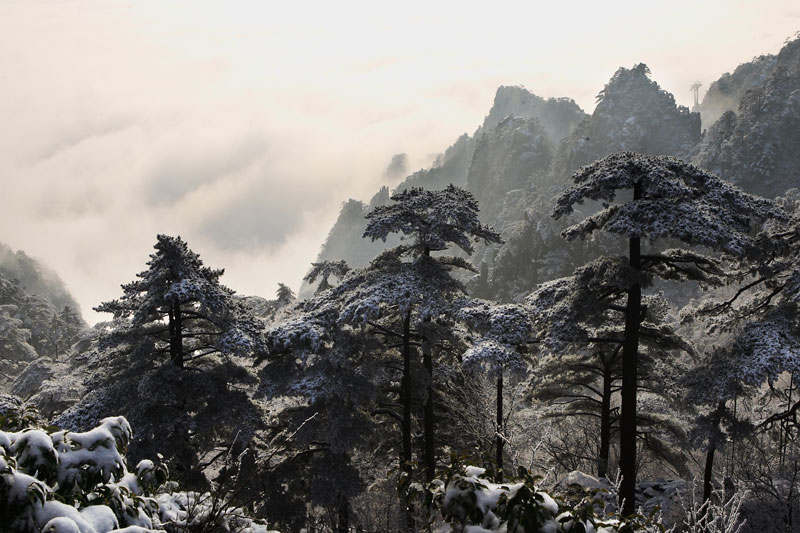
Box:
<box><xmin>553</xmin><ymin>151</ymin><xmax>788</xmax><ymax>515</ymax></box>
<box><xmin>95</xmin><ymin>235</ymin><xmax>266</xmax><ymax>368</ymax></box>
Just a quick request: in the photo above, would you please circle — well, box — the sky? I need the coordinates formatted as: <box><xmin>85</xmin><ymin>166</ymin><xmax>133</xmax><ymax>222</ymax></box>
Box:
<box><xmin>0</xmin><ymin>0</ymin><xmax>798</xmax><ymax>323</ymax></box>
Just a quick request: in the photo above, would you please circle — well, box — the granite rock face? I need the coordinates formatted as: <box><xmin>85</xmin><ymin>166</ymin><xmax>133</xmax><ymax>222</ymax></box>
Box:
<box><xmin>696</xmin><ymin>52</ymin><xmax>778</xmax><ymax>128</ymax></box>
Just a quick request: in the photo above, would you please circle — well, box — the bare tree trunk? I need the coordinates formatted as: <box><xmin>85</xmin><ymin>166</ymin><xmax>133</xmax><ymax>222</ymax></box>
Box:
<box><xmin>620</xmin><ymin>180</ymin><xmax>642</xmax><ymax>516</ymax></box>
<box><xmin>703</xmin><ymin>401</ymin><xmax>727</xmax><ymax>505</ymax></box>
<box><xmin>496</xmin><ymin>370</ymin><xmax>504</xmax><ymax>482</ymax></box>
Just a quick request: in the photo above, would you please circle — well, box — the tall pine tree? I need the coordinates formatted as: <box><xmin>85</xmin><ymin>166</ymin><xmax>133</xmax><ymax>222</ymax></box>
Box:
<box><xmin>553</xmin><ymin>152</ymin><xmax>786</xmax><ymax>514</ymax></box>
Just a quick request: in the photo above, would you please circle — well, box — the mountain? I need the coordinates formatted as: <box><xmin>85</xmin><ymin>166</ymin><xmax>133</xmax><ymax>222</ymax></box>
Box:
<box><xmin>304</xmin><ymin>34</ymin><xmax>800</xmax><ymax>304</ymax></box>
<box><xmin>695</xmin><ymin>51</ymin><xmax>778</xmax><ymax>128</ymax></box>
<box><xmin>693</xmin><ymin>35</ymin><xmax>800</xmax><ymax>198</ymax></box>
<box><xmin>479</xmin><ymin>86</ymin><xmax>587</xmax><ymax>143</ymax></box>
<box><xmin>0</xmin><ymin>243</ymin><xmax>81</xmax><ymax>313</ymax></box>
<box><xmin>466</xmin><ymin>116</ymin><xmax>554</xmax><ymax>226</ymax></box>
<box><xmin>551</xmin><ymin>63</ymin><xmax>701</xmax><ymax>178</ymax></box>
<box><xmin>488</xmin><ymin>63</ymin><xmax>703</xmax><ymax>301</ymax></box>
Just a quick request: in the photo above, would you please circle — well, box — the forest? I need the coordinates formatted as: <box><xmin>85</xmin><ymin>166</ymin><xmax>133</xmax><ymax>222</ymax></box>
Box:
<box><xmin>2</xmin><ymin>34</ymin><xmax>800</xmax><ymax>533</ymax></box>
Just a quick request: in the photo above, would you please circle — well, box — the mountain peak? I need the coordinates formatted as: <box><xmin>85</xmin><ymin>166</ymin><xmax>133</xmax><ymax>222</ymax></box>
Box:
<box><xmin>482</xmin><ymin>86</ymin><xmax>586</xmax><ymax>144</ymax></box>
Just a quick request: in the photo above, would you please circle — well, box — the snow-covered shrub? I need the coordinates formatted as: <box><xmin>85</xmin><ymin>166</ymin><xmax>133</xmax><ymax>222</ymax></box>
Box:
<box><xmin>0</xmin><ymin>393</ymin><xmax>43</xmax><ymax>431</ymax></box>
<box><xmin>405</xmin><ymin>462</ymin><xmax>668</xmax><ymax>532</ymax></box>
<box><xmin>1</xmin><ymin>415</ymin><xmax>160</xmax><ymax>531</ymax></box>
<box><xmin>0</xmin><ymin>411</ymin><xmax>276</xmax><ymax>533</ymax></box>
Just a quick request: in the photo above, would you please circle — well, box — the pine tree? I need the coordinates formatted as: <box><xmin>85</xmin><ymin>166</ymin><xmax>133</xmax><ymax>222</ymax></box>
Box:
<box><xmin>304</xmin><ymin>260</ymin><xmax>350</xmax><ymax>294</ymax></box>
<box><xmin>264</xmin><ymin>298</ymin><xmax>377</xmax><ymax>532</ymax></box>
<box><xmin>552</xmin><ymin>151</ymin><xmax>786</xmax><ymax>515</ymax></box>
<box><xmin>95</xmin><ymin>234</ymin><xmax>266</xmax><ymax>368</ymax></box>
<box><xmin>362</xmin><ymin>185</ymin><xmax>502</xmax><ymax>482</ymax></box>
<box><xmin>0</xmin><ymin>304</ymin><xmax>38</xmax><ymax>385</ymax></box>
<box><xmin>688</xmin><ymin>191</ymin><xmax>800</xmax><ymax>510</ymax></box>
<box><xmin>283</xmin><ymin>186</ymin><xmax>500</xmax><ymax>530</ymax></box>
<box><xmin>458</xmin><ymin>300</ymin><xmax>532</xmax><ymax>481</ymax></box>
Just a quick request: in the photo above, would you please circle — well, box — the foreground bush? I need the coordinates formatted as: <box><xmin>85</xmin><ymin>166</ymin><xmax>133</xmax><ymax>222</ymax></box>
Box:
<box><xmin>405</xmin><ymin>463</ymin><xmax>667</xmax><ymax>532</ymax></box>
<box><xmin>0</xmin><ymin>405</ymin><xmax>274</xmax><ymax>533</ymax></box>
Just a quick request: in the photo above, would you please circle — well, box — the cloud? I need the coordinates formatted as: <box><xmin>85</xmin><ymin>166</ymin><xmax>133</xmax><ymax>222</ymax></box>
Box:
<box><xmin>188</xmin><ymin>166</ymin><xmax>331</xmax><ymax>251</ymax></box>
<box><xmin>142</xmin><ymin>130</ymin><xmax>269</xmax><ymax>207</ymax></box>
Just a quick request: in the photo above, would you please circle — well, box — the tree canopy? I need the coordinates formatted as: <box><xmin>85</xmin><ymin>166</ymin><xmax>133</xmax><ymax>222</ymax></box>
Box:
<box><xmin>95</xmin><ymin>235</ymin><xmax>266</xmax><ymax>368</ymax></box>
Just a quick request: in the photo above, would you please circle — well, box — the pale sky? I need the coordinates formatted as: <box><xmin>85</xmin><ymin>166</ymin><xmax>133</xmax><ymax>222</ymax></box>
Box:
<box><xmin>0</xmin><ymin>0</ymin><xmax>797</xmax><ymax>323</ymax></box>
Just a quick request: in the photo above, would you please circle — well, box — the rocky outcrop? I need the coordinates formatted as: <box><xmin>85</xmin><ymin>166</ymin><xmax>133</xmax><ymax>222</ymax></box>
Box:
<box><xmin>467</xmin><ymin>116</ymin><xmax>554</xmax><ymax>226</ymax></box>
<box><xmin>480</xmin><ymin>85</ymin><xmax>586</xmax><ymax>144</ymax></box>
<box><xmin>300</xmin><ymin>86</ymin><xmax>584</xmax><ymax>296</ymax></box>
<box><xmin>552</xmin><ymin>63</ymin><xmax>701</xmax><ymax>178</ymax></box>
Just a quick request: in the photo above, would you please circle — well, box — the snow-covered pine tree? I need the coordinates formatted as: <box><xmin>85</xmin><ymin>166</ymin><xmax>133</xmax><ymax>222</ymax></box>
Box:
<box><xmin>458</xmin><ymin>300</ymin><xmax>532</xmax><ymax>480</ymax></box>
<box><xmin>261</xmin><ymin>296</ymin><xmax>376</xmax><ymax>531</ymax></box>
<box><xmin>681</xmin><ymin>340</ymin><xmax>750</xmax><ymax>510</ymax></box>
<box><xmin>95</xmin><ymin>234</ymin><xmax>266</xmax><ymax>368</ymax></box>
<box><xmin>687</xmin><ymin>188</ymin><xmax>800</xmax><ymax>514</ymax></box>
<box><xmin>269</xmin><ymin>248</ymin><xmax>468</xmax><ymax>530</ymax></box>
<box><xmin>362</xmin><ymin>184</ymin><xmax>502</xmax><ymax>482</ymax></box>
<box><xmin>275</xmin><ymin>283</ymin><xmax>296</xmax><ymax>307</ymax></box>
<box><xmin>264</xmin><ymin>186</ymin><xmax>498</xmax><ymax>530</ymax></box>
<box><xmin>553</xmin><ymin>151</ymin><xmax>787</xmax><ymax>515</ymax></box>
<box><xmin>0</xmin><ymin>304</ymin><xmax>39</xmax><ymax>386</ymax></box>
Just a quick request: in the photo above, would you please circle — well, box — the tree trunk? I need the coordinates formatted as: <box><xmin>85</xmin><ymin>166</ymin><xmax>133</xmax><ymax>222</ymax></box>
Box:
<box><xmin>168</xmin><ymin>307</ymin><xmax>175</xmax><ymax>354</ymax></box>
<box><xmin>496</xmin><ymin>370</ymin><xmax>504</xmax><ymax>482</ymax></box>
<box><xmin>421</xmin><ymin>246</ymin><xmax>436</xmax><ymax>483</ymax></box>
<box><xmin>400</xmin><ymin>311</ymin><xmax>415</xmax><ymax>532</ymax></box>
<box><xmin>423</xmin><ymin>343</ymin><xmax>435</xmax><ymax>482</ymax></box>
<box><xmin>598</xmin><ymin>357</ymin><xmax>612</xmax><ymax>478</ymax></box>
<box><xmin>702</xmin><ymin>401</ymin><xmax>727</xmax><ymax>508</ymax></box>
<box><xmin>619</xmin><ymin>180</ymin><xmax>642</xmax><ymax>516</ymax></box>
<box><xmin>168</xmin><ymin>304</ymin><xmax>184</xmax><ymax>368</ymax></box>
<box><xmin>336</xmin><ymin>493</ymin><xmax>349</xmax><ymax>533</ymax></box>
<box><xmin>702</xmin><ymin>445</ymin><xmax>716</xmax><ymax>517</ymax></box>
<box><xmin>401</xmin><ymin>311</ymin><xmax>412</xmax><ymax>472</ymax></box>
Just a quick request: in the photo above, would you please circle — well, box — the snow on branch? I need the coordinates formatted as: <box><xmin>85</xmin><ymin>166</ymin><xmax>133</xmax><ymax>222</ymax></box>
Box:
<box><xmin>363</xmin><ymin>185</ymin><xmax>502</xmax><ymax>257</ymax></box>
<box><xmin>553</xmin><ymin>152</ymin><xmax>790</xmax><ymax>258</ymax></box>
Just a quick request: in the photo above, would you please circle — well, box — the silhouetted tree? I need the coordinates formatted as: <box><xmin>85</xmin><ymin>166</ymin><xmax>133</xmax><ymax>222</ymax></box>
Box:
<box><xmin>304</xmin><ymin>260</ymin><xmax>350</xmax><ymax>294</ymax></box>
<box><xmin>95</xmin><ymin>234</ymin><xmax>266</xmax><ymax>368</ymax></box>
